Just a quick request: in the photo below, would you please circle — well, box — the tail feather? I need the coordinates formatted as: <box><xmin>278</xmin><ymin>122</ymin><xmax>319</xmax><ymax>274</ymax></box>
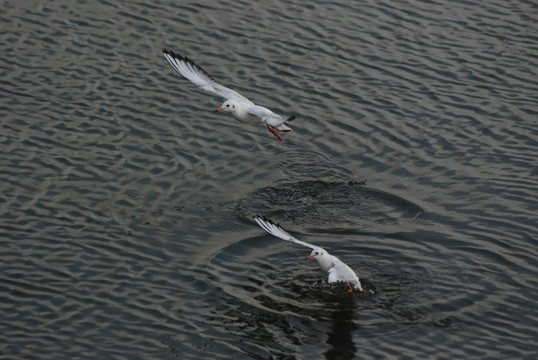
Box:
<box><xmin>277</xmin><ymin>123</ymin><xmax>293</xmax><ymax>132</ymax></box>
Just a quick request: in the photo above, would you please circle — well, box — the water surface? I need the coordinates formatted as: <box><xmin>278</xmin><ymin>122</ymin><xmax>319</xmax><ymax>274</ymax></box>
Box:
<box><xmin>1</xmin><ymin>0</ymin><xmax>537</xmax><ymax>359</ymax></box>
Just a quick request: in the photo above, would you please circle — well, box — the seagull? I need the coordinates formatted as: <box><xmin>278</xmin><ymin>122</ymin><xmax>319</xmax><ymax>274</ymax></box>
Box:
<box><xmin>253</xmin><ymin>215</ymin><xmax>363</xmax><ymax>292</ymax></box>
<box><xmin>162</xmin><ymin>49</ymin><xmax>295</xmax><ymax>141</ymax></box>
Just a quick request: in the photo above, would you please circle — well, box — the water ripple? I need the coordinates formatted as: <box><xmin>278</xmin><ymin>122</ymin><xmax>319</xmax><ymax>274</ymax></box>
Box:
<box><xmin>1</xmin><ymin>0</ymin><xmax>536</xmax><ymax>358</ymax></box>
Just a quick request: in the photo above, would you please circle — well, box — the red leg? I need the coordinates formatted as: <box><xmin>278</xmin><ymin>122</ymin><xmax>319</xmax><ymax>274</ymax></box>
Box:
<box><xmin>266</xmin><ymin>124</ymin><xmax>282</xmax><ymax>141</ymax></box>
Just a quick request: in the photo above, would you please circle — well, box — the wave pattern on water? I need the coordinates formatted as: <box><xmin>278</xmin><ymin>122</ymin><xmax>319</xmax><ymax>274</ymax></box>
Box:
<box><xmin>1</xmin><ymin>0</ymin><xmax>537</xmax><ymax>359</ymax></box>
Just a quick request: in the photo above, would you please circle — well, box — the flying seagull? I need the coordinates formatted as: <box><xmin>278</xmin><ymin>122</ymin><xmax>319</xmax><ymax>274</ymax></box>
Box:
<box><xmin>162</xmin><ymin>49</ymin><xmax>295</xmax><ymax>141</ymax></box>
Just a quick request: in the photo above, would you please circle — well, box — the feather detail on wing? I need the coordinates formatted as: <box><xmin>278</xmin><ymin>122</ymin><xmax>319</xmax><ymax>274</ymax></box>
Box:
<box><xmin>253</xmin><ymin>215</ymin><xmax>319</xmax><ymax>250</ymax></box>
<box><xmin>162</xmin><ymin>49</ymin><xmax>253</xmax><ymax>104</ymax></box>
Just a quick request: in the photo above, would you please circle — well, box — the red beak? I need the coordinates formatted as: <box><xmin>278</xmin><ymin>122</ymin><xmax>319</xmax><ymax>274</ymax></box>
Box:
<box><xmin>215</xmin><ymin>108</ymin><xmax>224</xmax><ymax>112</ymax></box>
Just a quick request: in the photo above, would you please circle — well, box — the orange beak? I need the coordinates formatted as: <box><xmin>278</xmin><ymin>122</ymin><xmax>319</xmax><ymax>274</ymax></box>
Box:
<box><xmin>306</xmin><ymin>255</ymin><xmax>314</xmax><ymax>260</ymax></box>
<box><xmin>215</xmin><ymin>108</ymin><xmax>224</xmax><ymax>112</ymax></box>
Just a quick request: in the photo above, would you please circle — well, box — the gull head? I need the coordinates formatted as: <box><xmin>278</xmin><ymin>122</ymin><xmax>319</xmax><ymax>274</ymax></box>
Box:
<box><xmin>306</xmin><ymin>248</ymin><xmax>323</xmax><ymax>260</ymax></box>
<box><xmin>306</xmin><ymin>247</ymin><xmax>332</xmax><ymax>272</ymax></box>
<box><xmin>215</xmin><ymin>100</ymin><xmax>237</xmax><ymax>113</ymax></box>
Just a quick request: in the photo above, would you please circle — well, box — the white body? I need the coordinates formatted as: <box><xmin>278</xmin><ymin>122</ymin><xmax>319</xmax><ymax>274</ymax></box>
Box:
<box><xmin>253</xmin><ymin>215</ymin><xmax>363</xmax><ymax>291</ymax></box>
<box><xmin>162</xmin><ymin>50</ymin><xmax>293</xmax><ymax>135</ymax></box>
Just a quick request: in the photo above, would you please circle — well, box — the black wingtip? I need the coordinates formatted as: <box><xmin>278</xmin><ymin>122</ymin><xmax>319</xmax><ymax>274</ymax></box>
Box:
<box><xmin>254</xmin><ymin>214</ymin><xmax>273</xmax><ymax>224</ymax></box>
<box><xmin>162</xmin><ymin>49</ymin><xmax>182</xmax><ymax>59</ymax></box>
<box><xmin>265</xmin><ymin>216</ymin><xmax>281</xmax><ymax>228</ymax></box>
<box><xmin>254</xmin><ymin>214</ymin><xmax>267</xmax><ymax>224</ymax></box>
<box><xmin>286</xmin><ymin>115</ymin><xmax>296</xmax><ymax>122</ymax></box>
<box><xmin>162</xmin><ymin>50</ymin><xmax>216</xmax><ymax>81</ymax></box>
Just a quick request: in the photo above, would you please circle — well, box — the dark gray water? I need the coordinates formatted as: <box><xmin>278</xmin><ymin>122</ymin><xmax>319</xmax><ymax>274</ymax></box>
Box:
<box><xmin>1</xmin><ymin>0</ymin><xmax>537</xmax><ymax>359</ymax></box>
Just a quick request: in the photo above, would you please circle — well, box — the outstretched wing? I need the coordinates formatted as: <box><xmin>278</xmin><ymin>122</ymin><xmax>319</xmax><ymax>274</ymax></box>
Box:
<box><xmin>162</xmin><ymin>49</ymin><xmax>253</xmax><ymax>104</ymax></box>
<box><xmin>253</xmin><ymin>215</ymin><xmax>320</xmax><ymax>250</ymax></box>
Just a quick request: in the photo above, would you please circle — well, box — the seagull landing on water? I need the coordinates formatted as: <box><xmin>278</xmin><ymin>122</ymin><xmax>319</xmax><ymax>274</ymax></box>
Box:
<box><xmin>162</xmin><ymin>49</ymin><xmax>295</xmax><ymax>141</ymax></box>
<box><xmin>253</xmin><ymin>215</ymin><xmax>363</xmax><ymax>293</ymax></box>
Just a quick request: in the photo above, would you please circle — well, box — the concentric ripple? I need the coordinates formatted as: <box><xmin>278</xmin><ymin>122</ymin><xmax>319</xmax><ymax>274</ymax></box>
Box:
<box><xmin>235</xmin><ymin>180</ymin><xmax>424</xmax><ymax>229</ymax></box>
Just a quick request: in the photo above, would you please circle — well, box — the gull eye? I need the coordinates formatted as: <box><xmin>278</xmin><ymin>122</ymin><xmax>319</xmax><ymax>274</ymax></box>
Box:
<box><xmin>315</xmin><ymin>252</ymin><xmax>319</xmax><ymax>255</ymax></box>
<box><xmin>226</xmin><ymin>104</ymin><xmax>229</xmax><ymax>107</ymax></box>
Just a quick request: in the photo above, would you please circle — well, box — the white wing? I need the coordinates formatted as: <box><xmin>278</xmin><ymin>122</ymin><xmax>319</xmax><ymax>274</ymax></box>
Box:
<box><xmin>162</xmin><ymin>49</ymin><xmax>253</xmax><ymax>104</ymax></box>
<box><xmin>253</xmin><ymin>215</ymin><xmax>320</xmax><ymax>250</ymax></box>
